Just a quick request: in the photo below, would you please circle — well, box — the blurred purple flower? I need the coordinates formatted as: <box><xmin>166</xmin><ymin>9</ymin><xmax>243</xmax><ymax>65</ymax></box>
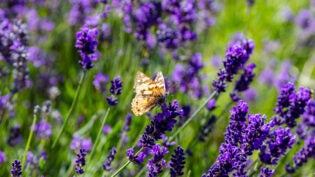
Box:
<box><xmin>243</xmin><ymin>88</ymin><xmax>257</xmax><ymax>103</ymax></box>
<box><xmin>70</xmin><ymin>136</ymin><xmax>92</xmax><ymax>151</ymax></box>
<box><xmin>103</xmin><ymin>125</ymin><xmax>112</xmax><ymax>134</ymax></box>
<box><xmin>93</xmin><ymin>72</ymin><xmax>109</xmax><ymax>94</ymax></box>
<box><xmin>0</xmin><ymin>151</ymin><xmax>6</xmax><ymax>163</ymax></box>
<box><xmin>7</xmin><ymin>126</ymin><xmax>23</xmax><ymax>147</ymax></box>
<box><xmin>33</xmin><ymin>120</ymin><xmax>52</xmax><ymax>139</ymax></box>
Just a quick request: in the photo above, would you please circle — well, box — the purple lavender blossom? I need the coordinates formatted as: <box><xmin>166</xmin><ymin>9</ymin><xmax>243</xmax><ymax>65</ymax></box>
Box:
<box><xmin>33</xmin><ymin>120</ymin><xmax>52</xmax><ymax>139</ymax></box>
<box><xmin>243</xmin><ymin>88</ymin><xmax>257</xmax><ymax>103</ymax></box>
<box><xmin>143</xmin><ymin>100</ymin><xmax>183</xmax><ymax>141</ymax></box>
<box><xmin>109</xmin><ymin>76</ymin><xmax>122</xmax><ymax>95</ymax></box>
<box><xmin>212</xmin><ymin>38</ymin><xmax>255</xmax><ymax>93</ymax></box>
<box><xmin>242</xmin><ymin>114</ymin><xmax>269</xmax><ymax>155</ymax></box>
<box><xmin>93</xmin><ymin>72</ymin><xmax>109</xmax><ymax>94</ymax></box>
<box><xmin>147</xmin><ymin>144</ymin><xmax>168</xmax><ymax>177</ymax></box>
<box><xmin>206</xmin><ymin>99</ymin><xmax>216</xmax><ymax>111</ymax></box>
<box><xmin>106</xmin><ymin>76</ymin><xmax>122</xmax><ymax>106</ymax></box>
<box><xmin>285</xmin><ymin>87</ymin><xmax>312</xmax><ymax>127</ymax></box>
<box><xmin>234</xmin><ymin>63</ymin><xmax>256</xmax><ymax>92</ymax></box>
<box><xmin>274</xmin><ymin>82</ymin><xmax>295</xmax><ymax>121</ymax></box>
<box><xmin>295</xmin><ymin>9</ymin><xmax>313</xmax><ymax>29</ymax></box>
<box><xmin>103</xmin><ymin>147</ymin><xmax>117</xmax><ymax>171</ymax></box>
<box><xmin>293</xmin><ymin>135</ymin><xmax>315</xmax><ymax>168</ymax></box>
<box><xmin>259</xmin><ymin>127</ymin><xmax>295</xmax><ymax>165</ymax></box>
<box><xmin>11</xmin><ymin>160</ymin><xmax>22</xmax><ymax>177</ymax></box>
<box><xmin>260</xmin><ymin>167</ymin><xmax>275</xmax><ymax>177</ymax></box>
<box><xmin>171</xmin><ymin>53</ymin><xmax>206</xmax><ymax>98</ymax></box>
<box><xmin>75</xmin><ymin>25</ymin><xmax>99</xmax><ymax>70</ymax></box>
<box><xmin>75</xmin><ymin>149</ymin><xmax>87</xmax><ymax>174</ymax></box>
<box><xmin>106</xmin><ymin>96</ymin><xmax>118</xmax><ymax>106</ymax></box>
<box><xmin>7</xmin><ymin>126</ymin><xmax>23</xmax><ymax>147</ymax></box>
<box><xmin>123</xmin><ymin>113</ymin><xmax>132</xmax><ymax>131</ymax></box>
<box><xmin>275</xmin><ymin>60</ymin><xmax>296</xmax><ymax>90</ymax></box>
<box><xmin>225</xmin><ymin>100</ymin><xmax>248</xmax><ymax>146</ymax></box>
<box><xmin>0</xmin><ymin>151</ymin><xmax>6</xmax><ymax>163</ymax></box>
<box><xmin>170</xmin><ymin>146</ymin><xmax>185</xmax><ymax>177</ymax></box>
<box><xmin>103</xmin><ymin>125</ymin><xmax>112</xmax><ymax>134</ymax></box>
<box><xmin>70</xmin><ymin>136</ymin><xmax>92</xmax><ymax>151</ymax></box>
<box><xmin>303</xmin><ymin>99</ymin><xmax>315</xmax><ymax>126</ymax></box>
<box><xmin>0</xmin><ymin>19</ymin><xmax>29</xmax><ymax>94</ymax></box>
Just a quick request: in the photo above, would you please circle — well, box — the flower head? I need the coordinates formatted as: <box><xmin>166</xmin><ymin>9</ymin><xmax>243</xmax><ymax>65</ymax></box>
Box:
<box><xmin>170</xmin><ymin>146</ymin><xmax>185</xmax><ymax>177</ymax></box>
<box><xmin>75</xmin><ymin>149</ymin><xmax>87</xmax><ymax>174</ymax></box>
<box><xmin>103</xmin><ymin>147</ymin><xmax>117</xmax><ymax>171</ymax></box>
<box><xmin>75</xmin><ymin>25</ymin><xmax>99</xmax><ymax>70</ymax></box>
<box><xmin>11</xmin><ymin>160</ymin><xmax>22</xmax><ymax>177</ymax></box>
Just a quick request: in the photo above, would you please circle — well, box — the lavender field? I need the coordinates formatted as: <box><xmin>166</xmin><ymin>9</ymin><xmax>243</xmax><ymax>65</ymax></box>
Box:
<box><xmin>1</xmin><ymin>0</ymin><xmax>315</xmax><ymax>176</ymax></box>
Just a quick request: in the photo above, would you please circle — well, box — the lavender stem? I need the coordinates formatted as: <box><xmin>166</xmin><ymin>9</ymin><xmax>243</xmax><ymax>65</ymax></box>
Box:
<box><xmin>53</xmin><ymin>70</ymin><xmax>88</xmax><ymax>148</ymax></box>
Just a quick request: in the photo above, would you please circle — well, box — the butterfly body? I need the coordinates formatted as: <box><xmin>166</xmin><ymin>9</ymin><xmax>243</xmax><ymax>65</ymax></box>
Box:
<box><xmin>131</xmin><ymin>71</ymin><xmax>166</xmax><ymax>116</ymax></box>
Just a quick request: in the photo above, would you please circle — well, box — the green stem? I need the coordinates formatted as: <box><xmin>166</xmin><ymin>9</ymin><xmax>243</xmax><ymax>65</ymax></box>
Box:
<box><xmin>90</xmin><ymin>108</ymin><xmax>110</xmax><ymax>157</ymax></box>
<box><xmin>53</xmin><ymin>70</ymin><xmax>88</xmax><ymax>148</ymax></box>
<box><xmin>110</xmin><ymin>148</ymin><xmax>143</xmax><ymax>177</ymax></box>
<box><xmin>21</xmin><ymin>107</ymin><xmax>39</xmax><ymax>168</ymax></box>
<box><xmin>169</xmin><ymin>91</ymin><xmax>217</xmax><ymax>142</ymax></box>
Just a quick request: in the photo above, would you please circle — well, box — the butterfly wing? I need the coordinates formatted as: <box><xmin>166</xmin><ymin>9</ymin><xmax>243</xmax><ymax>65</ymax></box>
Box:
<box><xmin>134</xmin><ymin>71</ymin><xmax>154</xmax><ymax>94</ymax></box>
<box><xmin>131</xmin><ymin>71</ymin><xmax>166</xmax><ymax>116</ymax></box>
<box><xmin>131</xmin><ymin>96</ymin><xmax>159</xmax><ymax>116</ymax></box>
<box><xmin>153</xmin><ymin>71</ymin><xmax>166</xmax><ymax>95</ymax></box>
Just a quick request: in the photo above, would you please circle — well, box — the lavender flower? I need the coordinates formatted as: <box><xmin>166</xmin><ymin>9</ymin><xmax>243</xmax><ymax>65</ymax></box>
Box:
<box><xmin>11</xmin><ymin>160</ymin><xmax>22</xmax><ymax>177</ymax></box>
<box><xmin>75</xmin><ymin>25</ymin><xmax>99</xmax><ymax>70</ymax></box>
<box><xmin>170</xmin><ymin>146</ymin><xmax>185</xmax><ymax>177</ymax></box>
<box><xmin>106</xmin><ymin>76</ymin><xmax>122</xmax><ymax>106</ymax></box>
<box><xmin>0</xmin><ymin>19</ymin><xmax>29</xmax><ymax>94</ymax></box>
<box><xmin>75</xmin><ymin>149</ymin><xmax>87</xmax><ymax>174</ymax></box>
<box><xmin>212</xmin><ymin>38</ymin><xmax>255</xmax><ymax>93</ymax></box>
<box><xmin>0</xmin><ymin>151</ymin><xmax>6</xmax><ymax>163</ymax></box>
<box><xmin>260</xmin><ymin>167</ymin><xmax>275</xmax><ymax>177</ymax></box>
<box><xmin>274</xmin><ymin>82</ymin><xmax>295</xmax><ymax>122</ymax></box>
<box><xmin>293</xmin><ymin>135</ymin><xmax>315</xmax><ymax>168</ymax></box>
<box><xmin>225</xmin><ymin>100</ymin><xmax>248</xmax><ymax>146</ymax></box>
<box><xmin>147</xmin><ymin>144</ymin><xmax>168</xmax><ymax>177</ymax></box>
<box><xmin>241</xmin><ymin>114</ymin><xmax>269</xmax><ymax>155</ymax></box>
<box><xmin>70</xmin><ymin>136</ymin><xmax>92</xmax><ymax>151</ymax></box>
<box><xmin>93</xmin><ymin>72</ymin><xmax>109</xmax><ymax>94</ymax></box>
<box><xmin>303</xmin><ymin>99</ymin><xmax>315</xmax><ymax>127</ymax></box>
<box><xmin>171</xmin><ymin>53</ymin><xmax>207</xmax><ymax>98</ymax></box>
<box><xmin>123</xmin><ymin>113</ymin><xmax>132</xmax><ymax>131</ymax></box>
<box><xmin>103</xmin><ymin>125</ymin><xmax>112</xmax><ymax>134</ymax></box>
<box><xmin>142</xmin><ymin>100</ymin><xmax>183</xmax><ymax>141</ymax></box>
<box><xmin>259</xmin><ymin>127</ymin><xmax>295</xmax><ymax>165</ymax></box>
<box><xmin>274</xmin><ymin>83</ymin><xmax>311</xmax><ymax>127</ymax></box>
<box><xmin>233</xmin><ymin>63</ymin><xmax>256</xmax><ymax>94</ymax></box>
<box><xmin>103</xmin><ymin>147</ymin><xmax>117</xmax><ymax>171</ymax></box>
<box><xmin>7</xmin><ymin>126</ymin><xmax>23</xmax><ymax>147</ymax></box>
<box><xmin>206</xmin><ymin>99</ymin><xmax>216</xmax><ymax>111</ymax></box>
<box><xmin>33</xmin><ymin>120</ymin><xmax>52</xmax><ymax>139</ymax></box>
<box><xmin>109</xmin><ymin>76</ymin><xmax>122</xmax><ymax>95</ymax></box>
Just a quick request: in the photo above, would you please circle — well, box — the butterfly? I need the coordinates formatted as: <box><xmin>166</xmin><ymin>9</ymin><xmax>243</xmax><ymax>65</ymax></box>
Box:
<box><xmin>131</xmin><ymin>71</ymin><xmax>166</xmax><ymax>116</ymax></box>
